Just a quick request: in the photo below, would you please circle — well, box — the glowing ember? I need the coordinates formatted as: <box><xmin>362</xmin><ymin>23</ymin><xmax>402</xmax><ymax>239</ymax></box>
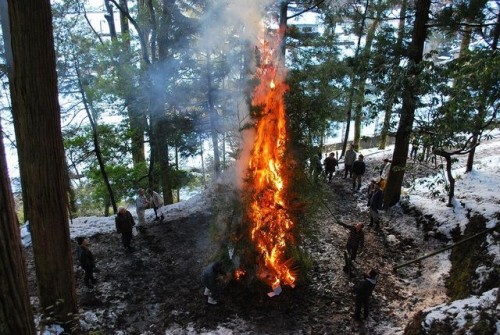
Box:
<box><xmin>234</xmin><ymin>268</ymin><xmax>246</xmax><ymax>280</ymax></box>
<box><xmin>246</xmin><ymin>31</ymin><xmax>296</xmax><ymax>290</ymax></box>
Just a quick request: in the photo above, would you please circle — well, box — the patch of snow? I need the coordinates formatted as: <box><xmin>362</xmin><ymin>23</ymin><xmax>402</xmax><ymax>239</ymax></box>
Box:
<box><xmin>422</xmin><ymin>288</ymin><xmax>499</xmax><ymax>332</ymax></box>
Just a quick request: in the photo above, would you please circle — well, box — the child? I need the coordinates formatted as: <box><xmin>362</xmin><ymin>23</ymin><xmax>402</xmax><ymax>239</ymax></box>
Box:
<box><xmin>77</xmin><ymin>237</ymin><xmax>97</xmax><ymax>288</ymax></box>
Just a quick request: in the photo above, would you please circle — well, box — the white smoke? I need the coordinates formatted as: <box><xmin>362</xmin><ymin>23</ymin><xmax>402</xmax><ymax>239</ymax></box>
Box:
<box><xmin>196</xmin><ymin>0</ymin><xmax>279</xmax><ymax>189</ymax></box>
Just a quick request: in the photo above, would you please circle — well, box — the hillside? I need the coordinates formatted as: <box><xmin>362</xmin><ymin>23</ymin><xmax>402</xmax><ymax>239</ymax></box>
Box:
<box><xmin>23</xmin><ymin>130</ymin><xmax>499</xmax><ymax>334</ymax></box>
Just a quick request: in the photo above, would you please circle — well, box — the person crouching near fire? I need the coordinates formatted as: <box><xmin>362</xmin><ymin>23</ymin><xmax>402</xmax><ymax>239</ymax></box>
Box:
<box><xmin>201</xmin><ymin>261</ymin><xmax>230</xmax><ymax>305</ymax></box>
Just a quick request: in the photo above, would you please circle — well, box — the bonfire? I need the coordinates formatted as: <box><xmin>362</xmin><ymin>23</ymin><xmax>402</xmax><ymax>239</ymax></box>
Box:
<box><xmin>241</xmin><ymin>29</ymin><xmax>298</xmax><ymax>295</ymax></box>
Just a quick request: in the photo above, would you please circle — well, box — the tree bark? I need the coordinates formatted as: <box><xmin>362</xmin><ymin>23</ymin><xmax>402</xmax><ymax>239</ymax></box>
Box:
<box><xmin>149</xmin><ymin>0</ymin><xmax>174</xmax><ymax>205</ymax></box>
<box><xmin>0</xmin><ymin>0</ymin><xmax>31</xmax><ymax>223</ymax></box>
<box><xmin>384</xmin><ymin>0</ymin><xmax>431</xmax><ymax>208</ymax></box>
<box><xmin>206</xmin><ymin>52</ymin><xmax>221</xmax><ymax>176</ymax></box>
<box><xmin>279</xmin><ymin>1</ymin><xmax>288</xmax><ymax>59</ymax></box>
<box><xmin>117</xmin><ymin>0</ymin><xmax>147</xmax><ymax>165</ymax></box>
<box><xmin>379</xmin><ymin>0</ymin><xmax>407</xmax><ymax>149</ymax></box>
<box><xmin>7</xmin><ymin>0</ymin><xmax>79</xmax><ymax>331</ymax></box>
<box><xmin>0</xmin><ymin>122</ymin><xmax>36</xmax><ymax>335</ymax></box>
<box><xmin>353</xmin><ymin>4</ymin><xmax>380</xmax><ymax>150</ymax></box>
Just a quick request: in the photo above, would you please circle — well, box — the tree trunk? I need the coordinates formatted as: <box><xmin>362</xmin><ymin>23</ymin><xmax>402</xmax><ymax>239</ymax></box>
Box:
<box><xmin>0</xmin><ymin>122</ymin><xmax>36</xmax><ymax>334</ymax></box>
<box><xmin>75</xmin><ymin>63</ymin><xmax>118</xmax><ymax>215</ymax></box>
<box><xmin>384</xmin><ymin>0</ymin><xmax>431</xmax><ymax>208</ymax></box>
<box><xmin>7</xmin><ymin>0</ymin><xmax>79</xmax><ymax>331</ymax></box>
<box><xmin>206</xmin><ymin>52</ymin><xmax>221</xmax><ymax>177</ymax></box>
<box><xmin>492</xmin><ymin>8</ymin><xmax>500</xmax><ymax>49</ymax></box>
<box><xmin>279</xmin><ymin>1</ymin><xmax>288</xmax><ymax>59</ymax></box>
<box><xmin>118</xmin><ymin>0</ymin><xmax>146</xmax><ymax>165</ymax></box>
<box><xmin>153</xmin><ymin>119</ymin><xmax>173</xmax><ymax>205</ymax></box>
<box><xmin>0</xmin><ymin>0</ymin><xmax>31</xmax><ymax>223</ymax></box>
<box><xmin>341</xmin><ymin>85</ymin><xmax>354</xmax><ymax>157</ymax></box>
<box><xmin>435</xmin><ymin>150</ymin><xmax>455</xmax><ymax>207</ymax></box>
<box><xmin>353</xmin><ymin>9</ymin><xmax>380</xmax><ymax>150</ymax></box>
<box><xmin>379</xmin><ymin>0</ymin><xmax>407</xmax><ymax>149</ymax></box>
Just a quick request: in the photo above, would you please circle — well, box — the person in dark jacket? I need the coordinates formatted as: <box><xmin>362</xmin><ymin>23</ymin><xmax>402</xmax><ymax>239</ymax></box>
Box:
<box><xmin>201</xmin><ymin>261</ymin><xmax>228</xmax><ymax>305</ymax></box>
<box><xmin>77</xmin><ymin>237</ymin><xmax>97</xmax><ymax>288</ymax></box>
<box><xmin>338</xmin><ymin>221</ymin><xmax>365</xmax><ymax>273</ymax></box>
<box><xmin>351</xmin><ymin>154</ymin><xmax>366</xmax><ymax>191</ymax></box>
<box><xmin>354</xmin><ymin>269</ymin><xmax>378</xmax><ymax>320</ymax></box>
<box><xmin>345</xmin><ymin>223</ymin><xmax>365</xmax><ymax>261</ymax></box>
<box><xmin>115</xmin><ymin>207</ymin><xmax>136</xmax><ymax>251</ymax></box>
<box><xmin>323</xmin><ymin>152</ymin><xmax>338</xmax><ymax>182</ymax></box>
<box><xmin>368</xmin><ymin>183</ymin><xmax>384</xmax><ymax>228</ymax></box>
<box><xmin>343</xmin><ymin>145</ymin><xmax>357</xmax><ymax>178</ymax></box>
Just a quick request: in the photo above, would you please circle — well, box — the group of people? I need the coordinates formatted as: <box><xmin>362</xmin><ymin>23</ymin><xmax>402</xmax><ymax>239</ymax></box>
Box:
<box><xmin>76</xmin><ymin>188</ymin><xmax>165</xmax><ymax>289</ymax></box>
<box><xmin>312</xmin><ymin>144</ymin><xmax>365</xmax><ymax>188</ymax></box>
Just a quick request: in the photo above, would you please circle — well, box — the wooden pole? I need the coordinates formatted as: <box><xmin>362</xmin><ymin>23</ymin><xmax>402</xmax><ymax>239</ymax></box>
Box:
<box><xmin>394</xmin><ymin>226</ymin><xmax>498</xmax><ymax>270</ymax></box>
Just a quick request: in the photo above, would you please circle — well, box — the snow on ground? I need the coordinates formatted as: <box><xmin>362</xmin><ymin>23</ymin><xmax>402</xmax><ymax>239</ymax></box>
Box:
<box><xmin>20</xmin><ymin>193</ymin><xmax>211</xmax><ymax>247</ymax></box>
<box><xmin>422</xmin><ymin>288</ymin><xmax>499</xmax><ymax>332</ymax></box>
<box><xmin>408</xmin><ymin>132</ymin><xmax>500</xmax><ymax>236</ymax></box>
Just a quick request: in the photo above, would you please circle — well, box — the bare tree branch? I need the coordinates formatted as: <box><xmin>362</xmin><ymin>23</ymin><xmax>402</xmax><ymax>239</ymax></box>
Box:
<box><xmin>287</xmin><ymin>0</ymin><xmax>326</xmax><ymax>20</ymax></box>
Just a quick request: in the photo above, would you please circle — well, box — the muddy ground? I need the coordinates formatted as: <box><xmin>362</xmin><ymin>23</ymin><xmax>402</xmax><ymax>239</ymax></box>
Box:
<box><xmin>25</xmin><ymin>160</ymin><xmax>447</xmax><ymax>334</ymax></box>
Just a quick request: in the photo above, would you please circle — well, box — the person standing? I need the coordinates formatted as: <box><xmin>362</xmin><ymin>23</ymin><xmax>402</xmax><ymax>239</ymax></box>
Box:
<box><xmin>323</xmin><ymin>152</ymin><xmax>338</xmax><ymax>182</ymax></box>
<box><xmin>410</xmin><ymin>136</ymin><xmax>420</xmax><ymax>160</ymax></box>
<box><xmin>77</xmin><ymin>237</ymin><xmax>97</xmax><ymax>289</ymax></box>
<box><xmin>354</xmin><ymin>269</ymin><xmax>378</xmax><ymax>321</ymax></box>
<box><xmin>148</xmin><ymin>189</ymin><xmax>164</xmax><ymax>221</ymax></box>
<box><xmin>135</xmin><ymin>188</ymin><xmax>149</xmax><ymax>229</ymax></box>
<box><xmin>344</xmin><ymin>145</ymin><xmax>357</xmax><ymax>179</ymax></box>
<box><xmin>379</xmin><ymin>159</ymin><xmax>391</xmax><ymax>190</ymax></box>
<box><xmin>311</xmin><ymin>153</ymin><xmax>323</xmax><ymax>183</ymax></box>
<box><xmin>368</xmin><ymin>183</ymin><xmax>384</xmax><ymax>228</ymax></box>
<box><xmin>338</xmin><ymin>222</ymin><xmax>365</xmax><ymax>274</ymax></box>
<box><xmin>115</xmin><ymin>207</ymin><xmax>135</xmax><ymax>251</ymax></box>
<box><xmin>351</xmin><ymin>154</ymin><xmax>366</xmax><ymax>191</ymax></box>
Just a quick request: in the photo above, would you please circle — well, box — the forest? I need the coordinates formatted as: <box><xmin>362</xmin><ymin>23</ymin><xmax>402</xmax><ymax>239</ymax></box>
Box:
<box><xmin>0</xmin><ymin>0</ymin><xmax>499</xmax><ymax>334</ymax></box>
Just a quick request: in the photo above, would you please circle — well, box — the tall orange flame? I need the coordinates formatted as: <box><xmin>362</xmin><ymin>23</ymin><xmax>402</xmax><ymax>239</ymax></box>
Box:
<box><xmin>247</xmin><ymin>32</ymin><xmax>296</xmax><ymax>290</ymax></box>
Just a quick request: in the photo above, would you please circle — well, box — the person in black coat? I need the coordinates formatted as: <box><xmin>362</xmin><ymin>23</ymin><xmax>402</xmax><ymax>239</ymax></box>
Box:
<box><xmin>354</xmin><ymin>269</ymin><xmax>378</xmax><ymax>320</ymax></box>
<box><xmin>368</xmin><ymin>183</ymin><xmax>384</xmax><ymax>228</ymax></box>
<box><xmin>351</xmin><ymin>154</ymin><xmax>366</xmax><ymax>191</ymax></box>
<box><xmin>77</xmin><ymin>237</ymin><xmax>97</xmax><ymax>288</ymax></box>
<box><xmin>338</xmin><ymin>221</ymin><xmax>365</xmax><ymax>273</ymax></box>
<box><xmin>115</xmin><ymin>207</ymin><xmax>136</xmax><ymax>251</ymax></box>
<box><xmin>345</xmin><ymin>223</ymin><xmax>365</xmax><ymax>261</ymax></box>
<box><xmin>201</xmin><ymin>261</ymin><xmax>228</xmax><ymax>305</ymax></box>
<box><xmin>323</xmin><ymin>152</ymin><xmax>338</xmax><ymax>182</ymax></box>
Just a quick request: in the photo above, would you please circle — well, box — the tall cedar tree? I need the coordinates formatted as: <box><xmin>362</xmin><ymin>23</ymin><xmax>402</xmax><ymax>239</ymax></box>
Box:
<box><xmin>0</xmin><ymin>1</ymin><xmax>36</xmax><ymax>332</ymax></box>
<box><xmin>7</xmin><ymin>0</ymin><xmax>79</xmax><ymax>332</ymax></box>
<box><xmin>384</xmin><ymin>0</ymin><xmax>431</xmax><ymax>208</ymax></box>
<box><xmin>0</xmin><ymin>124</ymin><xmax>36</xmax><ymax>334</ymax></box>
